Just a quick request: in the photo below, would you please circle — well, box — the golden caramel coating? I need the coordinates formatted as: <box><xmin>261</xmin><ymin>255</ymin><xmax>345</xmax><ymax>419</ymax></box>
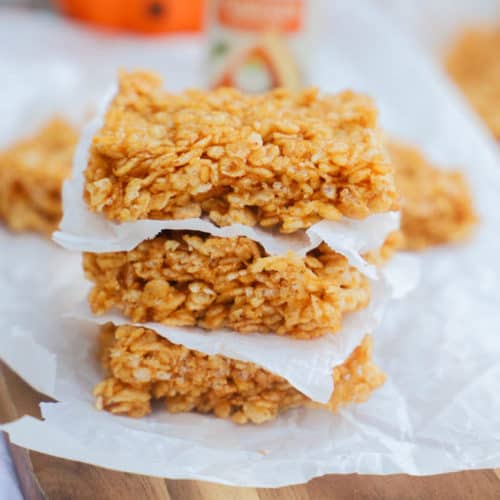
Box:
<box><xmin>84</xmin><ymin>231</ymin><xmax>370</xmax><ymax>339</ymax></box>
<box><xmin>84</xmin><ymin>71</ymin><xmax>398</xmax><ymax>233</ymax></box>
<box><xmin>0</xmin><ymin>118</ymin><xmax>77</xmax><ymax>235</ymax></box>
<box><xmin>94</xmin><ymin>324</ymin><xmax>385</xmax><ymax>424</ymax></box>
<box><xmin>446</xmin><ymin>26</ymin><xmax>500</xmax><ymax>139</ymax></box>
<box><xmin>389</xmin><ymin>142</ymin><xmax>477</xmax><ymax>250</ymax></box>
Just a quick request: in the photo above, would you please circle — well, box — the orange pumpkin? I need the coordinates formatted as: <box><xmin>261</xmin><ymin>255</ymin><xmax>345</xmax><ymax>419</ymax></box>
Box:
<box><xmin>54</xmin><ymin>0</ymin><xmax>205</xmax><ymax>34</ymax></box>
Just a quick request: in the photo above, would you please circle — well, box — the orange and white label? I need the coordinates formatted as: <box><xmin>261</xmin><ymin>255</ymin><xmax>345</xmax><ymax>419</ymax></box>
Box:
<box><xmin>217</xmin><ymin>0</ymin><xmax>304</xmax><ymax>32</ymax></box>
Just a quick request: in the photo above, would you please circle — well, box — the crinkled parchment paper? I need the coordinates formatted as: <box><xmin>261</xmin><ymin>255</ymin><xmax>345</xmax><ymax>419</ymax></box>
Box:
<box><xmin>1</xmin><ymin>1</ymin><xmax>500</xmax><ymax>486</ymax></box>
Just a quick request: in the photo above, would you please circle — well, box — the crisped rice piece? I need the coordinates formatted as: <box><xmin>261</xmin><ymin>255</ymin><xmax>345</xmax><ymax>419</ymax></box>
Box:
<box><xmin>0</xmin><ymin>118</ymin><xmax>77</xmax><ymax>235</ymax></box>
<box><xmin>363</xmin><ymin>230</ymin><xmax>404</xmax><ymax>266</ymax></box>
<box><xmin>446</xmin><ymin>26</ymin><xmax>500</xmax><ymax>139</ymax></box>
<box><xmin>389</xmin><ymin>142</ymin><xmax>477</xmax><ymax>251</ymax></box>
<box><xmin>84</xmin><ymin>71</ymin><xmax>398</xmax><ymax>233</ymax></box>
<box><xmin>94</xmin><ymin>323</ymin><xmax>385</xmax><ymax>423</ymax></box>
<box><xmin>83</xmin><ymin>231</ymin><xmax>371</xmax><ymax>339</ymax></box>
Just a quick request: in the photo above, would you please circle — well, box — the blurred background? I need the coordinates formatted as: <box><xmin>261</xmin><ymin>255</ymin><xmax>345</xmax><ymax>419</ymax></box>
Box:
<box><xmin>0</xmin><ymin>0</ymin><xmax>500</xmax><ymax>142</ymax></box>
<box><xmin>0</xmin><ymin>0</ymin><xmax>499</xmax><ymax>145</ymax></box>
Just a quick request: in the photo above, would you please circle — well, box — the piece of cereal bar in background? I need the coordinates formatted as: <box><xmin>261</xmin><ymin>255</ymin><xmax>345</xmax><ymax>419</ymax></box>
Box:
<box><xmin>388</xmin><ymin>141</ymin><xmax>477</xmax><ymax>251</ymax></box>
<box><xmin>446</xmin><ymin>26</ymin><xmax>500</xmax><ymax>139</ymax></box>
<box><xmin>0</xmin><ymin>118</ymin><xmax>77</xmax><ymax>235</ymax></box>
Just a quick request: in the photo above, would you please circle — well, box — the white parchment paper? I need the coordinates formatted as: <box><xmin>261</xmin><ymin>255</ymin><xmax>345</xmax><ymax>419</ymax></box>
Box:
<box><xmin>378</xmin><ymin>0</ymin><xmax>500</xmax><ymax>55</ymax></box>
<box><xmin>1</xmin><ymin>2</ymin><xmax>500</xmax><ymax>485</ymax></box>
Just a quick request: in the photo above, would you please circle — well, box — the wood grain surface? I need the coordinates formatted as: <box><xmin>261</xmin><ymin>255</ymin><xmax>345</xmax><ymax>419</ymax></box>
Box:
<box><xmin>1</xmin><ymin>362</ymin><xmax>499</xmax><ymax>500</ymax></box>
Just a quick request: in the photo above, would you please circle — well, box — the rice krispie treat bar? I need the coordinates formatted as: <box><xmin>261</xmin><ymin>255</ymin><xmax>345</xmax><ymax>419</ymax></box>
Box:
<box><xmin>446</xmin><ymin>26</ymin><xmax>500</xmax><ymax>139</ymax></box>
<box><xmin>94</xmin><ymin>323</ymin><xmax>385</xmax><ymax>423</ymax></box>
<box><xmin>84</xmin><ymin>231</ymin><xmax>371</xmax><ymax>339</ymax></box>
<box><xmin>0</xmin><ymin>118</ymin><xmax>78</xmax><ymax>235</ymax></box>
<box><xmin>389</xmin><ymin>142</ymin><xmax>477</xmax><ymax>251</ymax></box>
<box><xmin>84</xmin><ymin>71</ymin><xmax>398</xmax><ymax>233</ymax></box>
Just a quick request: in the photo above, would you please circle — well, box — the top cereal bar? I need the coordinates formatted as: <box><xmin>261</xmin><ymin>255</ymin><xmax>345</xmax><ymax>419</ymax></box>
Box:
<box><xmin>84</xmin><ymin>71</ymin><xmax>398</xmax><ymax>233</ymax></box>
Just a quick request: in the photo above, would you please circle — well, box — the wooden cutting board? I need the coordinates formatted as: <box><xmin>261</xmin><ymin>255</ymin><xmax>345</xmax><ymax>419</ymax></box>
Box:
<box><xmin>1</xmin><ymin>363</ymin><xmax>499</xmax><ymax>500</ymax></box>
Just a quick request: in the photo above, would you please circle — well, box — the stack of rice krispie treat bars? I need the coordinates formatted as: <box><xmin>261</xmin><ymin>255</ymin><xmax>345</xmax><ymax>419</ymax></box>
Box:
<box><xmin>58</xmin><ymin>70</ymin><xmax>405</xmax><ymax>424</ymax></box>
<box><xmin>45</xmin><ymin>67</ymin><xmax>466</xmax><ymax>424</ymax></box>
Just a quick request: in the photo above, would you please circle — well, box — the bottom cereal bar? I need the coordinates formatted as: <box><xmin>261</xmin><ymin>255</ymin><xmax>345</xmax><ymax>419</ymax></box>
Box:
<box><xmin>389</xmin><ymin>142</ymin><xmax>477</xmax><ymax>250</ymax></box>
<box><xmin>0</xmin><ymin>118</ymin><xmax>77</xmax><ymax>235</ymax></box>
<box><xmin>94</xmin><ymin>324</ymin><xmax>385</xmax><ymax>424</ymax></box>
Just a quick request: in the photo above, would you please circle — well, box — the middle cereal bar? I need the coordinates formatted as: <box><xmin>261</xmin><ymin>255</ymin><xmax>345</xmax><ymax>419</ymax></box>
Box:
<box><xmin>83</xmin><ymin>231</ymin><xmax>372</xmax><ymax>339</ymax></box>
